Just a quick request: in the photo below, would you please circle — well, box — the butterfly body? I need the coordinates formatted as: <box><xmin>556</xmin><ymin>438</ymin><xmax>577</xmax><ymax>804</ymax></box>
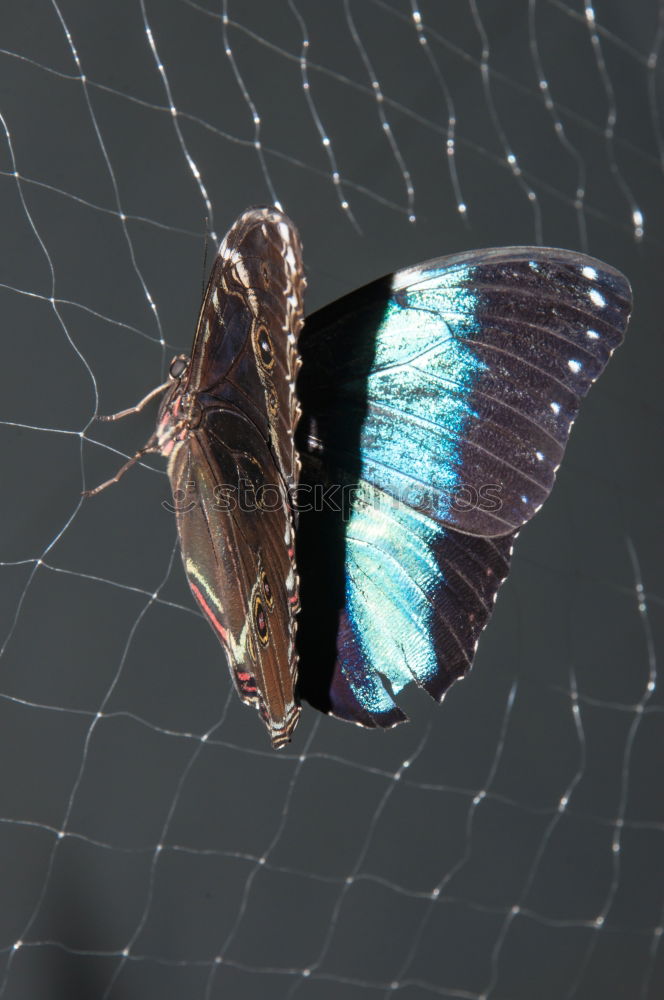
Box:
<box><xmin>89</xmin><ymin>208</ymin><xmax>631</xmax><ymax>749</ymax></box>
<box><xmin>154</xmin><ymin>208</ymin><xmax>306</xmax><ymax>749</ymax></box>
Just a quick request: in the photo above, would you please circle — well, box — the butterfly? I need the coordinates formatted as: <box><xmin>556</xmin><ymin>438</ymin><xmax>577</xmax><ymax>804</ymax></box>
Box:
<box><xmin>85</xmin><ymin>207</ymin><xmax>632</xmax><ymax>749</ymax></box>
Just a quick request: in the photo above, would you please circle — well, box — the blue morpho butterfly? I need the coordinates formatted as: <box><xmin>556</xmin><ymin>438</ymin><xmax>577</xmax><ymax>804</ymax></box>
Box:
<box><xmin>85</xmin><ymin>207</ymin><xmax>632</xmax><ymax>749</ymax></box>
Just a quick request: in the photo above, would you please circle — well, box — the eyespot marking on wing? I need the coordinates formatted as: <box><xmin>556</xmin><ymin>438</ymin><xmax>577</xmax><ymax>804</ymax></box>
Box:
<box><xmin>253</xmin><ymin>322</ymin><xmax>274</xmax><ymax>370</ymax></box>
<box><xmin>254</xmin><ymin>593</ymin><xmax>270</xmax><ymax>646</ymax></box>
<box><xmin>261</xmin><ymin>571</ymin><xmax>275</xmax><ymax>611</ymax></box>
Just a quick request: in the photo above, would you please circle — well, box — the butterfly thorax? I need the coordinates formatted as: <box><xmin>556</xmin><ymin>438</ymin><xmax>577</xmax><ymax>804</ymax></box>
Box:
<box><xmin>155</xmin><ymin>357</ymin><xmax>202</xmax><ymax>458</ymax></box>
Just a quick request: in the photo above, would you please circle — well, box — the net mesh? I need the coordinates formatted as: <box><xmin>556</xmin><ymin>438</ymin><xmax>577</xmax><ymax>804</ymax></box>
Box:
<box><xmin>0</xmin><ymin>1</ymin><xmax>662</xmax><ymax>998</ymax></box>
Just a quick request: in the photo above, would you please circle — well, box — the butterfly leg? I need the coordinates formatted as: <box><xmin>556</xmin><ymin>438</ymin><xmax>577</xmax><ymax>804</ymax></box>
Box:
<box><xmin>96</xmin><ymin>380</ymin><xmax>172</xmax><ymax>422</ymax></box>
<box><xmin>82</xmin><ymin>436</ymin><xmax>160</xmax><ymax>498</ymax></box>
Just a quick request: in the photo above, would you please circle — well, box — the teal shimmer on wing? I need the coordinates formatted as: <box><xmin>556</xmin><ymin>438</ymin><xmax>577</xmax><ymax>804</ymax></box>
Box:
<box><xmin>337</xmin><ymin>266</ymin><xmax>485</xmax><ymax>711</ymax></box>
<box><xmin>319</xmin><ymin>249</ymin><xmax>631</xmax><ymax>722</ymax></box>
<box><xmin>341</xmin><ymin>487</ymin><xmax>445</xmax><ymax>710</ymax></box>
<box><xmin>351</xmin><ymin>267</ymin><xmax>486</xmax><ymax>521</ymax></box>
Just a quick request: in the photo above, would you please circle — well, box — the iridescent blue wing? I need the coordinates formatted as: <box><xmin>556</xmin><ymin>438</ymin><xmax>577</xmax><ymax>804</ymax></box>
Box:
<box><xmin>296</xmin><ymin>248</ymin><xmax>631</xmax><ymax>727</ymax></box>
<box><xmin>300</xmin><ymin>249</ymin><xmax>631</xmax><ymax>536</ymax></box>
<box><xmin>296</xmin><ymin>486</ymin><xmax>515</xmax><ymax>727</ymax></box>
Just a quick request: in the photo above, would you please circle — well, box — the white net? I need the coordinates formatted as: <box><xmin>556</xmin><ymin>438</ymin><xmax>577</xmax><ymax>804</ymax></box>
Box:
<box><xmin>0</xmin><ymin>1</ymin><xmax>662</xmax><ymax>998</ymax></box>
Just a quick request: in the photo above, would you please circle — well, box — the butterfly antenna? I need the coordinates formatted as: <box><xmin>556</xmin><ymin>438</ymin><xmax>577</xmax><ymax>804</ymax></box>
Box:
<box><xmin>202</xmin><ymin>216</ymin><xmax>210</xmax><ymax>297</ymax></box>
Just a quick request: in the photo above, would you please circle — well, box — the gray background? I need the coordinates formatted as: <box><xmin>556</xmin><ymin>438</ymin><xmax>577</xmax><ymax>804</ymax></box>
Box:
<box><xmin>0</xmin><ymin>1</ymin><xmax>663</xmax><ymax>998</ymax></box>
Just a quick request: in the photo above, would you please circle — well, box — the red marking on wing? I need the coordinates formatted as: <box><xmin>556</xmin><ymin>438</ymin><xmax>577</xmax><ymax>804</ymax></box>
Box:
<box><xmin>190</xmin><ymin>583</ymin><xmax>258</xmax><ymax>697</ymax></box>
<box><xmin>189</xmin><ymin>582</ymin><xmax>229</xmax><ymax>644</ymax></box>
<box><xmin>236</xmin><ymin>670</ymin><xmax>257</xmax><ymax>694</ymax></box>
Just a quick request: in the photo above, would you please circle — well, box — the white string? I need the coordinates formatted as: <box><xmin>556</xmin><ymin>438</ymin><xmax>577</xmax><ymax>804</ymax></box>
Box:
<box><xmin>527</xmin><ymin>0</ymin><xmax>588</xmax><ymax>250</ymax></box>
<box><xmin>344</xmin><ymin>0</ymin><xmax>416</xmax><ymax>224</ymax></box>
<box><xmin>288</xmin><ymin>0</ymin><xmax>361</xmax><ymax>233</ymax></box>
<box><xmin>0</xmin><ymin>2</ymin><xmax>660</xmax><ymax>998</ymax></box>
<box><xmin>410</xmin><ymin>2</ymin><xmax>468</xmax><ymax>222</ymax></box>
<box><xmin>221</xmin><ymin>0</ymin><xmax>282</xmax><ymax>211</ymax></box>
<box><xmin>139</xmin><ymin>0</ymin><xmax>217</xmax><ymax>244</ymax></box>
<box><xmin>468</xmin><ymin>0</ymin><xmax>543</xmax><ymax>244</ymax></box>
<box><xmin>582</xmin><ymin>0</ymin><xmax>644</xmax><ymax>242</ymax></box>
